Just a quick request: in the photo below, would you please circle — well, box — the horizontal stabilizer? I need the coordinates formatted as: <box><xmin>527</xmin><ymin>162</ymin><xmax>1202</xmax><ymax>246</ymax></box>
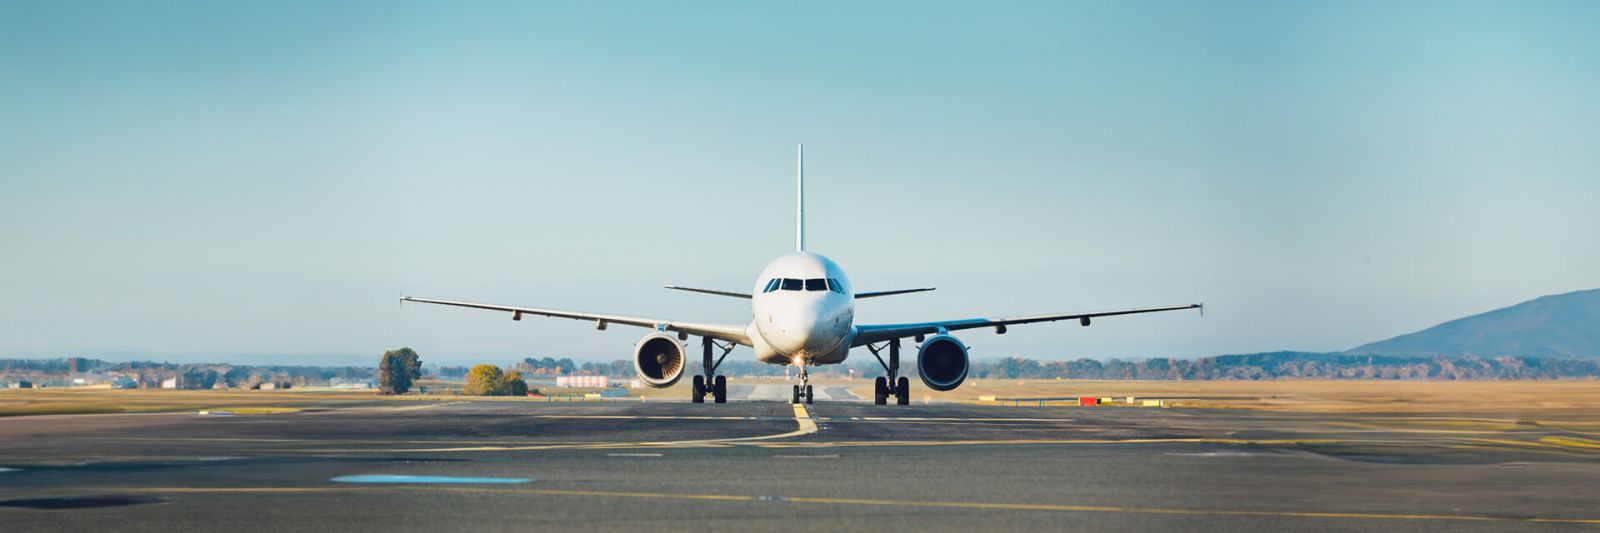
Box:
<box><xmin>856</xmin><ymin>288</ymin><xmax>936</xmax><ymax>299</ymax></box>
<box><xmin>664</xmin><ymin>286</ymin><xmax>752</xmax><ymax>299</ymax></box>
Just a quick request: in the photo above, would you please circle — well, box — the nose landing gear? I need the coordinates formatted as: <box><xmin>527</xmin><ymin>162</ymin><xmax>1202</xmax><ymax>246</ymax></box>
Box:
<box><xmin>691</xmin><ymin>337</ymin><xmax>734</xmax><ymax>404</ymax></box>
<box><xmin>867</xmin><ymin>339</ymin><xmax>911</xmax><ymax>405</ymax></box>
<box><xmin>791</xmin><ymin>364</ymin><xmax>813</xmax><ymax>404</ymax></box>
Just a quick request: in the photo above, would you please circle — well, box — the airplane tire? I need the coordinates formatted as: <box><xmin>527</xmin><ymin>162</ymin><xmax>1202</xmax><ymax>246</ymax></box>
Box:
<box><xmin>692</xmin><ymin>375</ymin><xmax>705</xmax><ymax>404</ymax></box>
<box><xmin>713</xmin><ymin>375</ymin><xmax>727</xmax><ymax>404</ymax></box>
<box><xmin>805</xmin><ymin>385</ymin><xmax>814</xmax><ymax>405</ymax></box>
<box><xmin>792</xmin><ymin>385</ymin><xmax>801</xmax><ymax>404</ymax></box>
<box><xmin>874</xmin><ymin>377</ymin><xmax>888</xmax><ymax>405</ymax></box>
<box><xmin>896</xmin><ymin>377</ymin><xmax>910</xmax><ymax>405</ymax></box>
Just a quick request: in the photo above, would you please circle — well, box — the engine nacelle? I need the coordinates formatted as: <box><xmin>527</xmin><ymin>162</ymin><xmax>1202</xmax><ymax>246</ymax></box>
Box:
<box><xmin>916</xmin><ymin>334</ymin><xmax>969</xmax><ymax>391</ymax></box>
<box><xmin>632</xmin><ymin>333</ymin><xmax>687</xmax><ymax>388</ymax></box>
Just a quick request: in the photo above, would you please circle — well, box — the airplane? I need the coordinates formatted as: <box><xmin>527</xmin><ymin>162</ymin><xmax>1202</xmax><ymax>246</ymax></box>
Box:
<box><xmin>402</xmin><ymin>145</ymin><xmax>1201</xmax><ymax>405</ymax></box>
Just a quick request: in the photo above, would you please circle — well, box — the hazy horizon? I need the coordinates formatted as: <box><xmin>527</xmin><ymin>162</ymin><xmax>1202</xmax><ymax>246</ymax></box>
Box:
<box><xmin>4</xmin><ymin>2</ymin><xmax>1598</xmax><ymax>364</ymax></box>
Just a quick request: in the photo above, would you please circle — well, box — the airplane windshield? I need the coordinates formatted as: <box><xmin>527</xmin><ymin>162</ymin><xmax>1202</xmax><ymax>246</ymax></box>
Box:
<box><xmin>805</xmin><ymin>278</ymin><xmax>827</xmax><ymax>291</ymax></box>
<box><xmin>763</xmin><ymin>279</ymin><xmax>779</xmax><ymax>293</ymax></box>
<box><xmin>781</xmin><ymin>278</ymin><xmax>803</xmax><ymax>291</ymax></box>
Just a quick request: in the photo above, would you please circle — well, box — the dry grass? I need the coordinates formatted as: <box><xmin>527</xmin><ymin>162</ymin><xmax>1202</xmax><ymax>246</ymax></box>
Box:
<box><xmin>0</xmin><ymin>388</ymin><xmax>417</xmax><ymax>417</ymax></box>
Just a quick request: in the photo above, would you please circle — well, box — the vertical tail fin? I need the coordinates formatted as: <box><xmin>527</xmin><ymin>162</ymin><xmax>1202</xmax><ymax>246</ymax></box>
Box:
<box><xmin>795</xmin><ymin>143</ymin><xmax>805</xmax><ymax>252</ymax></box>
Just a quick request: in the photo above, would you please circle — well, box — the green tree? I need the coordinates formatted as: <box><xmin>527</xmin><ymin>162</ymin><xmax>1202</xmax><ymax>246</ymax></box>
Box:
<box><xmin>465</xmin><ymin>364</ymin><xmax>505</xmax><ymax>396</ymax></box>
<box><xmin>501</xmin><ymin>370</ymin><xmax>529</xmax><ymax>396</ymax></box>
<box><xmin>379</xmin><ymin>348</ymin><xmax>423</xmax><ymax>394</ymax></box>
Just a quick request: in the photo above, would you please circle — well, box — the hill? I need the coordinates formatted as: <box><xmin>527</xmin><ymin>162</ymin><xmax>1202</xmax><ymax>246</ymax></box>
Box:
<box><xmin>1349</xmin><ymin>289</ymin><xmax>1600</xmax><ymax>359</ymax></box>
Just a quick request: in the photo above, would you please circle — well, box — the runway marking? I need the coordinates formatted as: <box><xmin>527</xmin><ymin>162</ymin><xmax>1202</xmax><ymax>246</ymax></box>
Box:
<box><xmin>1540</xmin><ymin>436</ymin><xmax>1600</xmax><ymax>450</ymax></box>
<box><xmin>387</xmin><ymin>402</ymin><xmax>468</xmax><ymax>412</ymax></box>
<box><xmin>756</xmin><ymin>437</ymin><xmax>1347</xmax><ymax>449</ymax></box>
<box><xmin>606</xmin><ymin>453</ymin><xmax>663</xmax><ymax>457</ymax></box>
<box><xmin>816</xmin><ymin>416</ymin><xmax>1073</xmax><ymax>423</ymax></box>
<box><xmin>772</xmin><ymin>454</ymin><xmax>838</xmax><ymax>459</ymax></box>
<box><xmin>119</xmin><ymin>486</ymin><xmax>1600</xmax><ymax>525</ymax></box>
<box><xmin>331</xmin><ymin>475</ymin><xmax>530</xmax><ymax>484</ymax></box>
<box><xmin>351</xmin><ymin>404</ymin><xmax>820</xmax><ymax>453</ymax></box>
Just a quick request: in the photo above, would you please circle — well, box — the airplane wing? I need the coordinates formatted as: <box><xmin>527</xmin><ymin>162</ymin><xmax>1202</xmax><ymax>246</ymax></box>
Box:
<box><xmin>400</xmin><ymin>296</ymin><xmax>752</xmax><ymax>346</ymax></box>
<box><xmin>851</xmin><ymin>304</ymin><xmax>1201</xmax><ymax>347</ymax></box>
<box><xmin>663</xmin><ymin>286</ymin><xmax>751</xmax><ymax>299</ymax></box>
<box><xmin>856</xmin><ymin>287</ymin><xmax>935</xmax><ymax>298</ymax></box>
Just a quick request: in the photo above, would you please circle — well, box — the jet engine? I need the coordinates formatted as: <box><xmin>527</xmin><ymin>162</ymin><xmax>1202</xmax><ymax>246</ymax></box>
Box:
<box><xmin>916</xmin><ymin>334</ymin><xmax>969</xmax><ymax>391</ymax></box>
<box><xmin>633</xmin><ymin>332</ymin><xmax>687</xmax><ymax>388</ymax></box>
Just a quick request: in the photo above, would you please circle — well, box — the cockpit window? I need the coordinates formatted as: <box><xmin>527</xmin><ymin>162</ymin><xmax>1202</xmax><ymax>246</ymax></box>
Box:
<box><xmin>805</xmin><ymin>278</ymin><xmax>827</xmax><ymax>291</ymax></box>
<box><xmin>763</xmin><ymin>279</ymin><xmax>779</xmax><ymax>293</ymax></box>
<box><xmin>781</xmin><ymin>278</ymin><xmax>803</xmax><ymax>291</ymax></box>
<box><xmin>826</xmin><ymin>278</ymin><xmax>844</xmax><ymax>294</ymax></box>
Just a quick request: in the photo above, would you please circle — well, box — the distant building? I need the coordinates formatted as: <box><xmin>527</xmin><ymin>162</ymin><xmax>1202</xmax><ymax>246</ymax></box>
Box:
<box><xmin>556</xmin><ymin>376</ymin><xmax>607</xmax><ymax>388</ymax></box>
<box><xmin>110</xmin><ymin>376</ymin><xmax>137</xmax><ymax>389</ymax></box>
<box><xmin>329</xmin><ymin>378</ymin><xmax>375</xmax><ymax>390</ymax></box>
<box><xmin>9</xmin><ymin>380</ymin><xmax>33</xmax><ymax>389</ymax></box>
<box><xmin>160</xmin><ymin>378</ymin><xmax>178</xmax><ymax>389</ymax></box>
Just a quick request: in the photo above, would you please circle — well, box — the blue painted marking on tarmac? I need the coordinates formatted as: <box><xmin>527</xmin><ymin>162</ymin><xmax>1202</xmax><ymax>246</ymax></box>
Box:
<box><xmin>330</xmin><ymin>475</ymin><xmax>531</xmax><ymax>484</ymax></box>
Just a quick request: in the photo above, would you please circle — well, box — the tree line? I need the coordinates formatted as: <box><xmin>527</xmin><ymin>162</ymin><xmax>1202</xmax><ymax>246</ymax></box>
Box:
<box><xmin>965</xmin><ymin>352</ymin><xmax>1600</xmax><ymax>380</ymax></box>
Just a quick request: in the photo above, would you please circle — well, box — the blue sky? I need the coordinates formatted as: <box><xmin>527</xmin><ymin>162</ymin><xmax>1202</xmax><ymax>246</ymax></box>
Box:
<box><xmin>2</xmin><ymin>1</ymin><xmax>1597</xmax><ymax>365</ymax></box>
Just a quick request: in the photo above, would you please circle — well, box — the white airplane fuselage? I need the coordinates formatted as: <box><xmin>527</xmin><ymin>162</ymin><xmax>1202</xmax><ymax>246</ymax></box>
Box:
<box><xmin>746</xmin><ymin>252</ymin><xmax>856</xmax><ymax>366</ymax></box>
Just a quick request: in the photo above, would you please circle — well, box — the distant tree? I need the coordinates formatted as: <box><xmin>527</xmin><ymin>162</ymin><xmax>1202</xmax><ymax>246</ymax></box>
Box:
<box><xmin>379</xmin><ymin>348</ymin><xmax>423</xmax><ymax>394</ymax></box>
<box><xmin>465</xmin><ymin>364</ymin><xmax>505</xmax><ymax>396</ymax></box>
<box><xmin>556</xmin><ymin>358</ymin><xmax>576</xmax><ymax>375</ymax></box>
<box><xmin>501</xmin><ymin>370</ymin><xmax>529</xmax><ymax>396</ymax></box>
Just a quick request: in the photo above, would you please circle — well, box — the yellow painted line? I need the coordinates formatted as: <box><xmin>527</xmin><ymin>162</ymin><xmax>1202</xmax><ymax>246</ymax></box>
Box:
<box><xmin>755</xmin><ymin>438</ymin><xmax>1346</xmax><ymax>449</ymax></box>
<box><xmin>1540</xmin><ymin>436</ymin><xmax>1600</xmax><ymax>450</ymax></box>
<box><xmin>818</xmin><ymin>416</ymin><xmax>1074</xmax><ymax>423</ymax></box>
<box><xmin>120</xmin><ymin>486</ymin><xmax>1600</xmax><ymax>525</ymax></box>
<box><xmin>792</xmin><ymin>404</ymin><xmax>818</xmax><ymax>433</ymax></box>
<box><xmin>134</xmin><ymin>487</ymin><xmax>350</xmax><ymax>494</ymax></box>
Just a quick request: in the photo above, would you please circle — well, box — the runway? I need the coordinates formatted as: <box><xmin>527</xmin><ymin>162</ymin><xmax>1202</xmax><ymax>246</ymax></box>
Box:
<box><xmin>2</xmin><ymin>399</ymin><xmax>1599</xmax><ymax>531</ymax></box>
<box><xmin>729</xmin><ymin>383</ymin><xmax>859</xmax><ymax>401</ymax></box>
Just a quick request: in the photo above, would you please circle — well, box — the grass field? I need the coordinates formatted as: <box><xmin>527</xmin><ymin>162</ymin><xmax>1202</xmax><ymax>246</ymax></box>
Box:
<box><xmin>4</xmin><ymin>378</ymin><xmax>1599</xmax><ymax>416</ymax></box>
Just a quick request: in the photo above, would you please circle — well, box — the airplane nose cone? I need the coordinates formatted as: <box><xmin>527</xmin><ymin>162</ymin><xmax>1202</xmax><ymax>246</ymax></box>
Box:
<box><xmin>768</xmin><ymin>299</ymin><xmax>822</xmax><ymax>354</ymax></box>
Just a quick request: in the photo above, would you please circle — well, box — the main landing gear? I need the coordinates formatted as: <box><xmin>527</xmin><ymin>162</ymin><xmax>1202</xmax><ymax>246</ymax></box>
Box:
<box><xmin>691</xmin><ymin>337</ymin><xmax>735</xmax><ymax>404</ymax></box>
<box><xmin>867</xmin><ymin>339</ymin><xmax>911</xmax><ymax>405</ymax></box>
<box><xmin>791</xmin><ymin>364</ymin><xmax>813</xmax><ymax>405</ymax></box>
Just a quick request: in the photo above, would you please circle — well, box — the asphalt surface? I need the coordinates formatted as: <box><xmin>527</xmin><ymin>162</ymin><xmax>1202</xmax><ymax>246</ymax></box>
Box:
<box><xmin>3</xmin><ymin>399</ymin><xmax>1599</xmax><ymax>532</ymax></box>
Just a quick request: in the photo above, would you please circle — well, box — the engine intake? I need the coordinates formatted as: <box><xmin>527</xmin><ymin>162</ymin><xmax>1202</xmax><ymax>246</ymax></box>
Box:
<box><xmin>916</xmin><ymin>335</ymin><xmax>969</xmax><ymax>391</ymax></box>
<box><xmin>633</xmin><ymin>333</ymin><xmax>687</xmax><ymax>388</ymax></box>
